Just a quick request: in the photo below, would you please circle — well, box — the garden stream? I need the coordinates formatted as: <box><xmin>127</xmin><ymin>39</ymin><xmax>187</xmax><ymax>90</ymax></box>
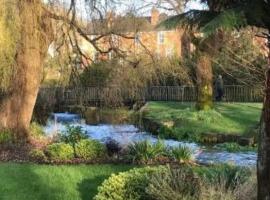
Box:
<box><xmin>44</xmin><ymin>113</ymin><xmax>257</xmax><ymax>167</ymax></box>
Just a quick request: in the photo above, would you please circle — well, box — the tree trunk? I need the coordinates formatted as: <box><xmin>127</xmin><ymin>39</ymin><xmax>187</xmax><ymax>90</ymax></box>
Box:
<box><xmin>196</xmin><ymin>54</ymin><xmax>213</xmax><ymax>110</ymax></box>
<box><xmin>258</xmin><ymin>34</ymin><xmax>270</xmax><ymax>200</ymax></box>
<box><xmin>0</xmin><ymin>0</ymin><xmax>52</xmax><ymax>141</ymax></box>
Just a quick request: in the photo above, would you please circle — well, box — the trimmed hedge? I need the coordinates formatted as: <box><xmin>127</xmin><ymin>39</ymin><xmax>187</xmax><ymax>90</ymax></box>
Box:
<box><xmin>94</xmin><ymin>166</ymin><xmax>166</xmax><ymax>200</ymax></box>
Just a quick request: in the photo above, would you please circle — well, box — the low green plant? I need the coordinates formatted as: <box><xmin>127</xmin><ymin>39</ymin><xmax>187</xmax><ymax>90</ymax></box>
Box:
<box><xmin>127</xmin><ymin>140</ymin><xmax>166</xmax><ymax>164</ymax></box>
<box><xmin>29</xmin><ymin>149</ymin><xmax>47</xmax><ymax>162</ymax></box>
<box><xmin>146</xmin><ymin>166</ymin><xmax>201</xmax><ymax>200</ymax></box>
<box><xmin>29</xmin><ymin>122</ymin><xmax>45</xmax><ymax>138</ymax></box>
<box><xmin>94</xmin><ymin>166</ymin><xmax>166</xmax><ymax>200</ymax></box>
<box><xmin>194</xmin><ymin>164</ymin><xmax>251</xmax><ymax>189</ymax></box>
<box><xmin>46</xmin><ymin>143</ymin><xmax>74</xmax><ymax>161</ymax></box>
<box><xmin>76</xmin><ymin>139</ymin><xmax>106</xmax><ymax>160</ymax></box>
<box><xmin>216</xmin><ymin>142</ymin><xmax>257</xmax><ymax>152</ymax></box>
<box><xmin>60</xmin><ymin>125</ymin><xmax>88</xmax><ymax>156</ymax></box>
<box><xmin>170</xmin><ymin>145</ymin><xmax>192</xmax><ymax>163</ymax></box>
<box><xmin>0</xmin><ymin>129</ymin><xmax>13</xmax><ymax>145</ymax></box>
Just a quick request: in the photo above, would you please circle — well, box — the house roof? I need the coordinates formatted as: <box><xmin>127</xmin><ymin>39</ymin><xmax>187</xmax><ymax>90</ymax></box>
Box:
<box><xmin>85</xmin><ymin>12</ymin><xmax>173</xmax><ymax>35</ymax></box>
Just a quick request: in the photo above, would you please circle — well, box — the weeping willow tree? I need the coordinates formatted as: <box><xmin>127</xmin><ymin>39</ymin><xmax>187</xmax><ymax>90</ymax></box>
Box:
<box><xmin>0</xmin><ymin>0</ymin><xmax>20</xmax><ymax>90</ymax></box>
<box><xmin>0</xmin><ymin>0</ymin><xmax>53</xmax><ymax>140</ymax></box>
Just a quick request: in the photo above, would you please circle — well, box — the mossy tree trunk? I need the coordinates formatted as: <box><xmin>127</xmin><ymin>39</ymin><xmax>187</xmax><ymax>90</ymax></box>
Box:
<box><xmin>0</xmin><ymin>0</ymin><xmax>52</xmax><ymax>141</ymax></box>
<box><xmin>196</xmin><ymin>54</ymin><xmax>213</xmax><ymax>110</ymax></box>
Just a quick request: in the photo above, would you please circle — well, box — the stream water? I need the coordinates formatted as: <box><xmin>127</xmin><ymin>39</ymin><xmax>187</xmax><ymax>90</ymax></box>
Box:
<box><xmin>44</xmin><ymin>113</ymin><xmax>257</xmax><ymax>167</ymax></box>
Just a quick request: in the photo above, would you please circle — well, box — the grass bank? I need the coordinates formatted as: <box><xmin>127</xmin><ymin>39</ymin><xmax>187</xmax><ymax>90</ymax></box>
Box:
<box><xmin>0</xmin><ymin>163</ymin><xmax>133</xmax><ymax>200</ymax></box>
<box><xmin>142</xmin><ymin>102</ymin><xmax>262</xmax><ymax>143</ymax></box>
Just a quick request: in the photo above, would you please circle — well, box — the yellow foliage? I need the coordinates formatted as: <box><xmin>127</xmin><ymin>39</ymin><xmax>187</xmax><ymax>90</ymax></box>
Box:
<box><xmin>0</xmin><ymin>0</ymin><xmax>20</xmax><ymax>90</ymax></box>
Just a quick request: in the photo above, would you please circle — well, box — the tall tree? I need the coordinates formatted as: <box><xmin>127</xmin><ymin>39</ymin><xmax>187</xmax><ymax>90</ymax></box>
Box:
<box><xmin>162</xmin><ymin>0</ymin><xmax>270</xmax><ymax>198</ymax></box>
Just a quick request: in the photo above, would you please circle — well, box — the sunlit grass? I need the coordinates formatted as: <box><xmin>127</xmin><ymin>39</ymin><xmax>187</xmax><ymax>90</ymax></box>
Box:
<box><xmin>144</xmin><ymin>102</ymin><xmax>262</xmax><ymax>137</ymax></box>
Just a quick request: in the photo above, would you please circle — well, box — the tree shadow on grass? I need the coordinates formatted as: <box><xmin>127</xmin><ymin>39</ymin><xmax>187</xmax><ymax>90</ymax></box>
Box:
<box><xmin>77</xmin><ymin>175</ymin><xmax>108</xmax><ymax>200</ymax></box>
<box><xmin>0</xmin><ymin>163</ymin><xmax>61</xmax><ymax>200</ymax></box>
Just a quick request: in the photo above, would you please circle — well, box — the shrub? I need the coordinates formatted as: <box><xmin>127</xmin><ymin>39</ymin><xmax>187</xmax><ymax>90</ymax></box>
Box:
<box><xmin>194</xmin><ymin>164</ymin><xmax>251</xmax><ymax>189</ymax></box>
<box><xmin>146</xmin><ymin>165</ymin><xmax>253</xmax><ymax>200</ymax></box>
<box><xmin>105</xmin><ymin>139</ymin><xmax>122</xmax><ymax>156</ymax></box>
<box><xmin>29</xmin><ymin>122</ymin><xmax>45</xmax><ymax>138</ymax></box>
<box><xmin>94</xmin><ymin>166</ymin><xmax>166</xmax><ymax>200</ymax></box>
<box><xmin>170</xmin><ymin>145</ymin><xmax>192</xmax><ymax>163</ymax></box>
<box><xmin>146</xmin><ymin>166</ymin><xmax>201</xmax><ymax>200</ymax></box>
<box><xmin>29</xmin><ymin>149</ymin><xmax>47</xmax><ymax>162</ymax></box>
<box><xmin>76</xmin><ymin>139</ymin><xmax>106</xmax><ymax>160</ymax></box>
<box><xmin>46</xmin><ymin>143</ymin><xmax>74</xmax><ymax>161</ymax></box>
<box><xmin>0</xmin><ymin>129</ymin><xmax>13</xmax><ymax>145</ymax></box>
<box><xmin>60</xmin><ymin>125</ymin><xmax>88</xmax><ymax>156</ymax></box>
<box><xmin>127</xmin><ymin>140</ymin><xmax>166</xmax><ymax>164</ymax></box>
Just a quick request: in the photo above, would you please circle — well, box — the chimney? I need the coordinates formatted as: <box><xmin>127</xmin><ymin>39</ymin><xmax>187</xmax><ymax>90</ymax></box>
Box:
<box><xmin>151</xmin><ymin>8</ymin><xmax>159</xmax><ymax>26</ymax></box>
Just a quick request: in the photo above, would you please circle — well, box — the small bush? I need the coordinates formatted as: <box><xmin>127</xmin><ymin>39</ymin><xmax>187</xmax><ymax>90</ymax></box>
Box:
<box><xmin>105</xmin><ymin>139</ymin><xmax>122</xmax><ymax>156</ymax></box>
<box><xmin>146</xmin><ymin>165</ymin><xmax>253</xmax><ymax>200</ymax></box>
<box><xmin>146</xmin><ymin>166</ymin><xmax>201</xmax><ymax>200</ymax></box>
<box><xmin>29</xmin><ymin>122</ymin><xmax>45</xmax><ymax>138</ymax></box>
<box><xmin>76</xmin><ymin>139</ymin><xmax>106</xmax><ymax>160</ymax></box>
<box><xmin>170</xmin><ymin>145</ymin><xmax>192</xmax><ymax>163</ymax></box>
<box><xmin>46</xmin><ymin>143</ymin><xmax>74</xmax><ymax>161</ymax></box>
<box><xmin>194</xmin><ymin>164</ymin><xmax>251</xmax><ymax>189</ymax></box>
<box><xmin>94</xmin><ymin>166</ymin><xmax>166</xmax><ymax>200</ymax></box>
<box><xmin>60</xmin><ymin>125</ymin><xmax>88</xmax><ymax>156</ymax></box>
<box><xmin>127</xmin><ymin>140</ymin><xmax>166</xmax><ymax>164</ymax></box>
<box><xmin>0</xmin><ymin>129</ymin><xmax>13</xmax><ymax>145</ymax></box>
<box><xmin>29</xmin><ymin>149</ymin><xmax>47</xmax><ymax>162</ymax></box>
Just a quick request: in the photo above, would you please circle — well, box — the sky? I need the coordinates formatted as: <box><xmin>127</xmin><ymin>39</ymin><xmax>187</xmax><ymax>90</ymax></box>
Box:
<box><xmin>45</xmin><ymin>0</ymin><xmax>205</xmax><ymax>19</ymax></box>
<box><xmin>186</xmin><ymin>0</ymin><xmax>205</xmax><ymax>11</ymax></box>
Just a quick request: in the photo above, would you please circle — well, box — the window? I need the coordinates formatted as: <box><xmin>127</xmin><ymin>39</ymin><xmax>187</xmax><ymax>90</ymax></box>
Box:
<box><xmin>158</xmin><ymin>32</ymin><xmax>165</xmax><ymax>44</ymax></box>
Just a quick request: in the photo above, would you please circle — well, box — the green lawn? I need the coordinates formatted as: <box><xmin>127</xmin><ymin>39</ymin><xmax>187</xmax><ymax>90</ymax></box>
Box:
<box><xmin>144</xmin><ymin>102</ymin><xmax>262</xmax><ymax>137</ymax></box>
<box><xmin>0</xmin><ymin>163</ymin><xmax>133</xmax><ymax>200</ymax></box>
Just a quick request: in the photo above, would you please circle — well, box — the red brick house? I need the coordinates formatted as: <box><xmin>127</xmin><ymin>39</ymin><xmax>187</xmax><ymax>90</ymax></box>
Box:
<box><xmin>80</xmin><ymin>8</ymin><xmax>192</xmax><ymax>64</ymax></box>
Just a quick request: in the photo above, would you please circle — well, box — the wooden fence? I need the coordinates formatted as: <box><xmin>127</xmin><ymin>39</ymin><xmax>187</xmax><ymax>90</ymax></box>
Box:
<box><xmin>38</xmin><ymin>85</ymin><xmax>264</xmax><ymax>106</ymax></box>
